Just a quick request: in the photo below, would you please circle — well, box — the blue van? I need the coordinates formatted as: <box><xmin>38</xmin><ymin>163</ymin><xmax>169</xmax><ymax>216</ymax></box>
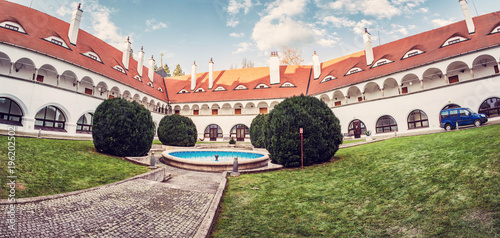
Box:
<box><xmin>439</xmin><ymin>108</ymin><xmax>487</xmax><ymax>131</ymax></box>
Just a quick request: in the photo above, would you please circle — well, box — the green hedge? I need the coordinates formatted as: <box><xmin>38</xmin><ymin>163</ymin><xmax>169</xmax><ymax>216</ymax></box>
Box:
<box><xmin>250</xmin><ymin>113</ymin><xmax>268</xmax><ymax>148</ymax></box>
<box><xmin>266</xmin><ymin>95</ymin><xmax>342</xmax><ymax>167</ymax></box>
<box><xmin>157</xmin><ymin>114</ymin><xmax>197</xmax><ymax>146</ymax></box>
<box><xmin>92</xmin><ymin>98</ymin><xmax>154</xmax><ymax>157</ymax></box>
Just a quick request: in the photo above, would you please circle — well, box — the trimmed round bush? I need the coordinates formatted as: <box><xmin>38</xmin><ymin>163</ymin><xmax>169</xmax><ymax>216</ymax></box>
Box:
<box><xmin>157</xmin><ymin>114</ymin><xmax>197</xmax><ymax>147</ymax></box>
<box><xmin>92</xmin><ymin>98</ymin><xmax>155</xmax><ymax>157</ymax></box>
<box><xmin>250</xmin><ymin>113</ymin><xmax>268</xmax><ymax>148</ymax></box>
<box><xmin>266</xmin><ymin>95</ymin><xmax>342</xmax><ymax>167</ymax></box>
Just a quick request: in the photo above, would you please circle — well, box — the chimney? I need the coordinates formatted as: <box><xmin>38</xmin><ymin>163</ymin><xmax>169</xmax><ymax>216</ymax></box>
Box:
<box><xmin>137</xmin><ymin>46</ymin><xmax>144</xmax><ymax>77</ymax></box>
<box><xmin>363</xmin><ymin>28</ymin><xmax>374</xmax><ymax>66</ymax></box>
<box><xmin>269</xmin><ymin>51</ymin><xmax>280</xmax><ymax>85</ymax></box>
<box><xmin>148</xmin><ymin>56</ymin><xmax>155</xmax><ymax>82</ymax></box>
<box><xmin>209</xmin><ymin>58</ymin><xmax>214</xmax><ymax>89</ymax></box>
<box><xmin>459</xmin><ymin>0</ymin><xmax>475</xmax><ymax>34</ymax></box>
<box><xmin>312</xmin><ymin>51</ymin><xmax>321</xmax><ymax>79</ymax></box>
<box><xmin>68</xmin><ymin>3</ymin><xmax>83</xmax><ymax>45</ymax></box>
<box><xmin>191</xmin><ymin>61</ymin><xmax>197</xmax><ymax>91</ymax></box>
<box><xmin>122</xmin><ymin>36</ymin><xmax>131</xmax><ymax>70</ymax></box>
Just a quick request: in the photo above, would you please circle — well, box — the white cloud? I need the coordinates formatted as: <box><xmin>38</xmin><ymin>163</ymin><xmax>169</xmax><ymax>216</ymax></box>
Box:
<box><xmin>251</xmin><ymin>0</ymin><xmax>336</xmax><ymax>51</ymax></box>
<box><xmin>227</xmin><ymin>0</ymin><xmax>253</xmax><ymax>15</ymax></box>
<box><xmin>226</xmin><ymin>0</ymin><xmax>253</xmax><ymax>27</ymax></box>
<box><xmin>327</xmin><ymin>0</ymin><xmax>426</xmax><ymax>19</ymax></box>
<box><xmin>56</xmin><ymin>2</ymin><xmax>78</xmax><ymax>17</ymax></box>
<box><xmin>319</xmin><ymin>16</ymin><xmax>356</xmax><ymax>27</ymax></box>
<box><xmin>353</xmin><ymin>19</ymin><xmax>373</xmax><ymax>34</ymax></box>
<box><xmin>432</xmin><ymin>18</ymin><xmax>456</xmax><ymax>27</ymax></box>
<box><xmin>146</xmin><ymin>19</ymin><xmax>167</xmax><ymax>31</ymax></box>
<box><xmin>226</xmin><ymin>19</ymin><xmax>240</xmax><ymax>27</ymax></box>
<box><xmin>233</xmin><ymin>42</ymin><xmax>253</xmax><ymax>54</ymax></box>
<box><xmin>230</xmin><ymin>32</ymin><xmax>245</xmax><ymax>37</ymax></box>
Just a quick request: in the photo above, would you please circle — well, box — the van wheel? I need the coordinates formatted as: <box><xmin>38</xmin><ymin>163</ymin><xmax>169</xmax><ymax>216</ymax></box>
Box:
<box><xmin>445</xmin><ymin>124</ymin><xmax>452</xmax><ymax>131</ymax></box>
<box><xmin>474</xmin><ymin>119</ymin><xmax>481</xmax><ymax>127</ymax></box>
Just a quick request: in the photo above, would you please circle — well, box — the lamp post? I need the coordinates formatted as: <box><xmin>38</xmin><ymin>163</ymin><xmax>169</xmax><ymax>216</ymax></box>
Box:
<box><xmin>300</xmin><ymin>128</ymin><xmax>303</xmax><ymax>170</ymax></box>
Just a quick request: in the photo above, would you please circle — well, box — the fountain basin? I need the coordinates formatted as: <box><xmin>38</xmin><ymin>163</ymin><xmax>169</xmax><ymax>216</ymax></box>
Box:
<box><xmin>160</xmin><ymin>149</ymin><xmax>269</xmax><ymax>172</ymax></box>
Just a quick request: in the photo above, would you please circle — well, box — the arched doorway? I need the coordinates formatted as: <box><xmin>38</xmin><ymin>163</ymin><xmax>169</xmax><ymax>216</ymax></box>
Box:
<box><xmin>478</xmin><ymin>97</ymin><xmax>500</xmax><ymax>118</ymax></box>
<box><xmin>348</xmin><ymin>119</ymin><xmax>366</xmax><ymax>138</ymax></box>
<box><xmin>204</xmin><ymin>124</ymin><xmax>222</xmax><ymax>141</ymax></box>
<box><xmin>230</xmin><ymin>124</ymin><xmax>249</xmax><ymax>141</ymax></box>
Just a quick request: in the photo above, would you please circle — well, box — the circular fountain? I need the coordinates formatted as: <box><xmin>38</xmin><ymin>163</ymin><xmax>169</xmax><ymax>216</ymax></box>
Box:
<box><xmin>160</xmin><ymin>149</ymin><xmax>269</xmax><ymax>172</ymax></box>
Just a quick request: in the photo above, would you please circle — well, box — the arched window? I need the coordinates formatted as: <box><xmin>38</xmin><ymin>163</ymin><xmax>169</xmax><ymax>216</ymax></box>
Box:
<box><xmin>204</xmin><ymin>124</ymin><xmax>223</xmax><ymax>141</ymax></box>
<box><xmin>408</xmin><ymin>110</ymin><xmax>429</xmax><ymax>129</ymax></box>
<box><xmin>376</xmin><ymin>115</ymin><xmax>398</xmax><ymax>133</ymax></box>
<box><xmin>479</xmin><ymin>97</ymin><xmax>500</xmax><ymax>118</ymax></box>
<box><xmin>442</xmin><ymin>104</ymin><xmax>460</xmax><ymax>110</ymax></box>
<box><xmin>348</xmin><ymin>119</ymin><xmax>366</xmax><ymax>138</ymax></box>
<box><xmin>0</xmin><ymin>97</ymin><xmax>23</xmax><ymax>126</ymax></box>
<box><xmin>35</xmin><ymin>106</ymin><xmax>66</xmax><ymax>131</ymax></box>
<box><xmin>230</xmin><ymin>124</ymin><xmax>249</xmax><ymax>141</ymax></box>
<box><xmin>76</xmin><ymin>113</ymin><xmax>93</xmax><ymax>133</ymax></box>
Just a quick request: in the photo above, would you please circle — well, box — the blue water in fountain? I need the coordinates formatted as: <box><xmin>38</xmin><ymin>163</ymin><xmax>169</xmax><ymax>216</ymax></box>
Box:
<box><xmin>169</xmin><ymin>151</ymin><xmax>264</xmax><ymax>162</ymax></box>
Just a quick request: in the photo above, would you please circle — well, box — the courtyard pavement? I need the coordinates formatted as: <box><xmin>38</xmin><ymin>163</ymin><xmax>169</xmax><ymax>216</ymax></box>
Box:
<box><xmin>0</xmin><ymin>163</ymin><xmax>224</xmax><ymax>237</ymax></box>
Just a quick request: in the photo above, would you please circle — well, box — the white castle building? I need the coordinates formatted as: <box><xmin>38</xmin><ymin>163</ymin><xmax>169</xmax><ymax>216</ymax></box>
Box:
<box><xmin>1</xmin><ymin>0</ymin><xmax>499</xmax><ymax>142</ymax></box>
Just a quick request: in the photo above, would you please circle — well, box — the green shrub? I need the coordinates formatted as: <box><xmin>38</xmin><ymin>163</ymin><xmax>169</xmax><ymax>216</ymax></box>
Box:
<box><xmin>266</xmin><ymin>95</ymin><xmax>342</xmax><ymax>167</ymax></box>
<box><xmin>229</xmin><ymin>137</ymin><xmax>236</xmax><ymax>144</ymax></box>
<box><xmin>250</xmin><ymin>113</ymin><xmax>268</xmax><ymax>148</ymax></box>
<box><xmin>157</xmin><ymin>114</ymin><xmax>197</xmax><ymax>146</ymax></box>
<box><xmin>92</xmin><ymin>98</ymin><xmax>154</xmax><ymax>157</ymax></box>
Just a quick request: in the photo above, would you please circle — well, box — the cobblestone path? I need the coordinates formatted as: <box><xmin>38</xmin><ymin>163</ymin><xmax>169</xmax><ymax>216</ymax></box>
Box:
<box><xmin>1</xmin><ymin>167</ymin><xmax>224</xmax><ymax>237</ymax></box>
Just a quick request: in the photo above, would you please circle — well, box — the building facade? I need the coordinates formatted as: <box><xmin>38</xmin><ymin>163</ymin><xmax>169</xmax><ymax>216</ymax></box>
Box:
<box><xmin>1</xmin><ymin>0</ymin><xmax>500</xmax><ymax>141</ymax></box>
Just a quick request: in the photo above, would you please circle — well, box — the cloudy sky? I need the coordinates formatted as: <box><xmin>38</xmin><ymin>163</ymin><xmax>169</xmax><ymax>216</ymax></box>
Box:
<box><xmin>7</xmin><ymin>0</ymin><xmax>500</xmax><ymax>73</ymax></box>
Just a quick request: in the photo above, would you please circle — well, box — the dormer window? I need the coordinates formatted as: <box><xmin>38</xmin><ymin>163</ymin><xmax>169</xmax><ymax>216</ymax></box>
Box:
<box><xmin>255</xmin><ymin>83</ymin><xmax>270</xmax><ymax>89</ymax></box>
<box><xmin>372</xmin><ymin>59</ymin><xmax>393</xmax><ymax>68</ymax></box>
<box><xmin>214</xmin><ymin>86</ymin><xmax>226</xmax><ymax>92</ymax></box>
<box><xmin>195</xmin><ymin>88</ymin><xmax>205</xmax><ymax>93</ymax></box>
<box><xmin>178</xmin><ymin>89</ymin><xmax>190</xmax><ymax>94</ymax></box>
<box><xmin>320</xmin><ymin>75</ymin><xmax>336</xmax><ymax>83</ymax></box>
<box><xmin>490</xmin><ymin>25</ymin><xmax>500</xmax><ymax>34</ymax></box>
<box><xmin>113</xmin><ymin>65</ymin><xmax>126</xmax><ymax>74</ymax></box>
<box><xmin>280</xmin><ymin>82</ymin><xmax>296</xmax><ymax>88</ymax></box>
<box><xmin>146</xmin><ymin>82</ymin><xmax>153</xmax><ymax>87</ymax></box>
<box><xmin>345</xmin><ymin>67</ymin><xmax>362</xmax><ymax>76</ymax></box>
<box><xmin>134</xmin><ymin>75</ymin><xmax>142</xmax><ymax>82</ymax></box>
<box><xmin>82</xmin><ymin>52</ymin><xmax>102</xmax><ymax>63</ymax></box>
<box><xmin>157</xmin><ymin>87</ymin><xmax>163</xmax><ymax>92</ymax></box>
<box><xmin>0</xmin><ymin>21</ymin><xmax>26</xmax><ymax>33</ymax></box>
<box><xmin>43</xmin><ymin>36</ymin><xmax>70</xmax><ymax>49</ymax></box>
<box><xmin>442</xmin><ymin>36</ymin><xmax>468</xmax><ymax>47</ymax></box>
<box><xmin>235</xmin><ymin>85</ymin><xmax>248</xmax><ymax>90</ymax></box>
<box><xmin>402</xmin><ymin>49</ymin><xmax>424</xmax><ymax>59</ymax></box>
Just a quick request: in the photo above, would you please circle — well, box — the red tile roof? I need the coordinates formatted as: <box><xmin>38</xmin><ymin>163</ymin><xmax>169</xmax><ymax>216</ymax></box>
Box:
<box><xmin>166</xmin><ymin>65</ymin><xmax>311</xmax><ymax>103</ymax></box>
<box><xmin>1</xmin><ymin>0</ymin><xmax>499</xmax><ymax>105</ymax></box>
<box><xmin>308</xmin><ymin>11</ymin><xmax>500</xmax><ymax>95</ymax></box>
<box><xmin>0</xmin><ymin>0</ymin><xmax>168</xmax><ymax>101</ymax></box>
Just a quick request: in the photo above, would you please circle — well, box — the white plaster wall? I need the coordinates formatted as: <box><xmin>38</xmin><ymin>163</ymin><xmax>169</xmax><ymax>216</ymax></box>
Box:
<box><xmin>333</xmin><ymin>74</ymin><xmax>500</xmax><ymax>135</ymax></box>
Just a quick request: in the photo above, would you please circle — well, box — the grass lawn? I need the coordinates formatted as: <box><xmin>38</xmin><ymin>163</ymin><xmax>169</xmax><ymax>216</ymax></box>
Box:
<box><xmin>342</xmin><ymin>139</ymin><xmax>364</xmax><ymax>145</ymax></box>
<box><xmin>211</xmin><ymin>124</ymin><xmax>500</xmax><ymax>237</ymax></box>
<box><xmin>0</xmin><ymin>136</ymin><xmax>149</xmax><ymax>198</ymax></box>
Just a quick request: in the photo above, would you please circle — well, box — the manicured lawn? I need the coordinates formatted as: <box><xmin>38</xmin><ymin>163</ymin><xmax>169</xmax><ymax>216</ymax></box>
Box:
<box><xmin>342</xmin><ymin>139</ymin><xmax>364</xmax><ymax>144</ymax></box>
<box><xmin>212</xmin><ymin>124</ymin><xmax>500</xmax><ymax>237</ymax></box>
<box><xmin>0</xmin><ymin>136</ymin><xmax>149</xmax><ymax>198</ymax></box>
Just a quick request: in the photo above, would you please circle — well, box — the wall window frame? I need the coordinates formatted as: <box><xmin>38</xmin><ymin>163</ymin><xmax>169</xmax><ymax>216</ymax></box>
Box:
<box><xmin>407</xmin><ymin>110</ymin><xmax>429</xmax><ymax>129</ymax></box>
<box><xmin>76</xmin><ymin>113</ymin><xmax>93</xmax><ymax>133</ymax></box>
<box><xmin>0</xmin><ymin>97</ymin><xmax>23</xmax><ymax>126</ymax></box>
<box><xmin>376</xmin><ymin>115</ymin><xmax>398</xmax><ymax>133</ymax></box>
<box><xmin>34</xmin><ymin>105</ymin><xmax>66</xmax><ymax>131</ymax></box>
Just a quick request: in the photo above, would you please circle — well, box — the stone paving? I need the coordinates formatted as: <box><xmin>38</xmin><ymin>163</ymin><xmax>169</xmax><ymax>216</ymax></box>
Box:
<box><xmin>0</xmin><ymin>165</ymin><xmax>224</xmax><ymax>237</ymax></box>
